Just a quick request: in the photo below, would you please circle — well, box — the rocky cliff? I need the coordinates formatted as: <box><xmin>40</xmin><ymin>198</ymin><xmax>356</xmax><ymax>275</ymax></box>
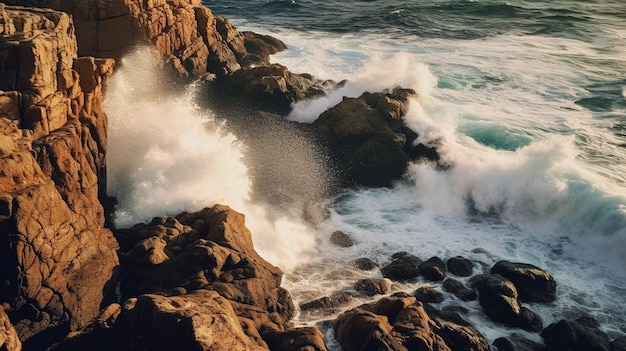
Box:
<box><xmin>0</xmin><ymin>3</ymin><xmax>119</xmax><ymax>348</ymax></box>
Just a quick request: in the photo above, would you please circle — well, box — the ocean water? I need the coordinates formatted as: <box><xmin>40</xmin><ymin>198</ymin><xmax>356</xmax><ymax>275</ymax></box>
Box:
<box><xmin>107</xmin><ymin>0</ymin><xmax>626</xmax><ymax>348</ymax></box>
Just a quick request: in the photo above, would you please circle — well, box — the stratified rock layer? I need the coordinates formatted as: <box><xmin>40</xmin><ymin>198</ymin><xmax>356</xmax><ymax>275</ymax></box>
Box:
<box><xmin>0</xmin><ymin>4</ymin><xmax>118</xmax><ymax>345</ymax></box>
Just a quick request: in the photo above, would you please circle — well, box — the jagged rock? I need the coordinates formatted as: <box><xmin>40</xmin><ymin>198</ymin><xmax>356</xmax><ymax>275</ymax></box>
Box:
<box><xmin>447</xmin><ymin>256</ymin><xmax>474</xmax><ymax>277</ymax></box>
<box><xmin>541</xmin><ymin>315</ymin><xmax>611</xmax><ymax>351</ymax></box>
<box><xmin>443</xmin><ymin>278</ymin><xmax>477</xmax><ymax>301</ymax></box>
<box><xmin>0</xmin><ymin>5</ymin><xmax>118</xmax><ymax>346</ymax></box>
<box><xmin>333</xmin><ymin>296</ymin><xmax>489</xmax><ymax>351</ymax></box>
<box><xmin>329</xmin><ymin>230</ymin><xmax>354</xmax><ymax>247</ymax></box>
<box><xmin>380</xmin><ymin>252</ymin><xmax>422</xmax><ymax>281</ymax></box>
<box><xmin>114</xmin><ymin>290</ymin><xmax>267</xmax><ymax>351</ymax></box>
<box><xmin>0</xmin><ymin>308</ymin><xmax>21</xmax><ymax>351</ymax></box>
<box><xmin>493</xmin><ymin>336</ymin><xmax>547</xmax><ymax>351</ymax></box>
<box><xmin>1</xmin><ymin>0</ymin><xmax>253</xmax><ymax>78</ymax></box>
<box><xmin>354</xmin><ymin>279</ymin><xmax>391</xmax><ymax>297</ymax></box>
<box><xmin>491</xmin><ymin>261</ymin><xmax>557</xmax><ymax>303</ymax></box>
<box><xmin>313</xmin><ymin>88</ymin><xmax>440</xmax><ymax>187</ymax></box>
<box><xmin>353</xmin><ymin>257</ymin><xmax>380</xmax><ymax>271</ymax></box>
<box><xmin>419</xmin><ymin>256</ymin><xmax>446</xmax><ymax>281</ymax></box>
<box><xmin>261</xmin><ymin>327</ymin><xmax>328</xmax><ymax>351</ymax></box>
<box><xmin>241</xmin><ymin>31</ymin><xmax>287</xmax><ymax>67</ymax></box>
<box><xmin>469</xmin><ymin>274</ymin><xmax>543</xmax><ymax>332</ymax></box>
<box><xmin>414</xmin><ymin>287</ymin><xmax>444</xmax><ymax>303</ymax></box>
<box><xmin>223</xmin><ymin>63</ymin><xmax>331</xmax><ymax>113</ymax></box>
<box><xmin>116</xmin><ymin>205</ymin><xmax>294</xmax><ymax>342</ymax></box>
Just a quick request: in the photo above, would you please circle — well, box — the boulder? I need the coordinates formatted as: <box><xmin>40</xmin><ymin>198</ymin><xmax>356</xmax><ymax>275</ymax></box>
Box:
<box><xmin>114</xmin><ymin>290</ymin><xmax>267</xmax><ymax>351</ymax></box>
<box><xmin>0</xmin><ymin>5</ymin><xmax>119</xmax><ymax>346</ymax></box>
<box><xmin>313</xmin><ymin>88</ymin><xmax>440</xmax><ymax>187</ymax></box>
<box><xmin>354</xmin><ymin>279</ymin><xmax>391</xmax><ymax>297</ymax></box>
<box><xmin>353</xmin><ymin>257</ymin><xmax>380</xmax><ymax>271</ymax></box>
<box><xmin>419</xmin><ymin>256</ymin><xmax>446</xmax><ymax>281</ymax></box>
<box><xmin>442</xmin><ymin>278</ymin><xmax>477</xmax><ymax>301</ymax></box>
<box><xmin>446</xmin><ymin>256</ymin><xmax>474</xmax><ymax>277</ymax></box>
<box><xmin>491</xmin><ymin>261</ymin><xmax>557</xmax><ymax>303</ymax></box>
<box><xmin>541</xmin><ymin>315</ymin><xmax>611</xmax><ymax>351</ymax></box>
<box><xmin>333</xmin><ymin>296</ymin><xmax>489</xmax><ymax>351</ymax></box>
<box><xmin>469</xmin><ymin>274</ymin><xmax>542</xmax><ymax>331</ymax></box>
<box><xmin>299</xmin><ymin>292</ymin><xmax>354</xmax><ymax>313</ymax></box>
<box><xmin>223</xmin><ymin>63</ymin><xmax>332</xmax><ymax>113</ymax></box>
<box><xmin>329</xmin><ymin>230</ymin><xmax>354</xmax><ymax>247</ymax></box>
<box><xmin>493</xmin><ymin>336</ymin><xmax>547</xmax><ymax>351</ymax></box>
<box><xmin>380</xmin><ymin>252</ymin><xmax>422</xmax><ymax>281</ymax></box>
<box><xmin>261</xmin><ymin>327</ymin><xmax>328</xmax><ymax>351</ymax></box>
<box><xmin>414</xmin><ymin>287</ymin><xmax>444</xmax><ymax>303</ymax></box>
<box><xmin>0</xmin><ymin>308</ymin><xmax>21</xmax><ymax>351</ymax></box>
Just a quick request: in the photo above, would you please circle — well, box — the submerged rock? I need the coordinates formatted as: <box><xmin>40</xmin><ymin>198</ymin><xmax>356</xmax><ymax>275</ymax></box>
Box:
<box><xmin>443</xmin><ymin>278</ymin><xmax>477</xmax><ymax>301</ymax></box>
<box><xmin>353</xmin><ymin>257</ymin><xmax>380</xmax><ymax>271</ymax></box>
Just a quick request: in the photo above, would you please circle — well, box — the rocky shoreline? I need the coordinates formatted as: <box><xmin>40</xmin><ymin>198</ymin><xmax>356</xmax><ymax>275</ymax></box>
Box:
<box><xmin>0</xmin><ymin>1</ymin><xmax>624</xmax><ymax>351</ymax></box>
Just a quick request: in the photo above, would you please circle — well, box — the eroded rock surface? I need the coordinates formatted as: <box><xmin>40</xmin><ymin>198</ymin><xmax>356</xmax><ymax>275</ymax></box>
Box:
<box><xmin>0</xmin><ymin>4</ymin><xmax>119</xmax><ymax>346</ymax></box>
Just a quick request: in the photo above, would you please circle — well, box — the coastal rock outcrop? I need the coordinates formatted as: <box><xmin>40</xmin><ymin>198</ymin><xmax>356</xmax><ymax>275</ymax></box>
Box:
<box><xmin>313</xmin><ymin>88</ymin><xmax>440</xmax><ymax>187</ymax></box>
<box><xmin>333</xmin><ymin>295</ymin><xmax>490</xmax><ymax>351</ymax></box>
<box><xmin>115</xmin><ymin>205</ymin><xmax>294</xmax><ymax>347</ymax></box>
<box><xmin>541</xmin><ymin>315</ymin><xmax>612</xmax><ymax>351</ymax></box>
<box><xmin>491</xmin><ymin>260</ymin><xmax>557</xmax><ymax>303</ymax></box>
<box><xmin>0</xmin><ymin>4</ymin><xmax>119</xmax><ymax>347</ymax></box>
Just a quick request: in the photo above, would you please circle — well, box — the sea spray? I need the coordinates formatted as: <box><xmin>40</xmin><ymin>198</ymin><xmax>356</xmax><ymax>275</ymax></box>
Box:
<box><xmin>104</xmin><ymin>47</ymin><xmax>319</xmax><ymax>270</ymax></box>
<box><xmin>287</xmin><ymin>53</ymin><xmax>437</xmax><ymax>123</ymax></box>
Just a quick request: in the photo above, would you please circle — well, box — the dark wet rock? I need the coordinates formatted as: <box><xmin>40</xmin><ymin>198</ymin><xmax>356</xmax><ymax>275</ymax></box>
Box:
<box><xmin>333</xmin><ymin>296</ymin><xmax>489</xmax><ymax>351</ymax></box>
<box><xmin>261</xmin><ymin>327</ymin><xmax>328</xmax><ymax>351</ymax></box>
<box><xmin>353</xmin><ymin>257</ymin><xmax>380</xmax><ymax>270</ymax></box>
<box><xmin>443</xmin><ymin>278</ymin><xmax>478</xmax><ymax>301</ymax></box>
<box><xmin>223</xmin><ymin>63</ymin><xmax>332</xmax><ymax>114</ymax></box>
<box><xmin>419</xmin><ymin>256</ymin><xmax>447</xmax><ymax>281</ymax></box>
<box><xmin>380</xmin><ymin>252</ymin><xmax>422</xmax><ymax>281</ymax></box>
<box><xmin>414</xmin><ymin>287</ymin><xmax>444</xmax><ymax>303</ymax></box>
<box><xmin>493</xmin><ymin>336</ymin><xmax>547</xmax><ymax>351</ymax></box>
<box><xmin>241</xmin><ymin>31</ymin><xmax>287</xmax><ymax>67</ymax></box>
<box><xmin>469</xmin><ymin>274</ymin><xmax>543</xmax><ymax>332</ymax></box>
<box><xmin>354</xmin><ymin>279</ymin><xmax>391</xmax><ymax>297</ymax></box>
<box><xmin>300</xmin><ymin>297</ymin><xmax>334</xmax><ymax>311</ymax></box>
<box><xmin>541</xmin><ymin>315</ymin><xmax>611</xmax><ymax>351</ymax></box>
<box><xmin>313</xmin><ymin>88</ymin><xmax>441</xmax><ymax>187</ymax></box>
<box><xmin>612</xmin><ymin>336</ymin><xmax>626</xmax><ymax>351</ymax></box>
<box><xmin>329</xmin><ymin>230</ymin><xmax>354</xmax><ymax>247</ymax></box>
<box><xmin>491</xmin><ymin>261</ymin><xmax>557</xmax><ymax>303</ymax></box>
<box><xmin>447</xmin><ymin>256</ymin><xmax>474</xmax><ymax>277</ymax></box>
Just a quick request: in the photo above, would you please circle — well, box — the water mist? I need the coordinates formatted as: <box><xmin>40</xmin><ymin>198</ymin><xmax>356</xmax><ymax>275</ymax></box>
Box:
<box><xmin>104</xmin><ymin>47</ymin><xmax>331</xmax><ymax>270</ymax></box>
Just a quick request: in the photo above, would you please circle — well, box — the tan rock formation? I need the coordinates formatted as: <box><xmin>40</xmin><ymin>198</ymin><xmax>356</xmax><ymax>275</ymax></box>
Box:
<box><xmin>0</xmin><ymin>308</ymin><xmax>21</xmax><ymax>351</ymax></box>
<box><xmin>0</xmin><ymin>4</ymin><xmax>118</xmax><ymax>345</ymax></box>
<box><xmin>1</xmin><ymin>0</ymin><xmax>252</xmax><ymax>78</ymax></box>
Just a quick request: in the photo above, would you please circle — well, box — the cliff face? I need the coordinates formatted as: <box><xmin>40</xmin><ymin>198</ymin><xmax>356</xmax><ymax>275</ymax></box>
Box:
<box><xmin>0</xmin><ymin>3</ymin><xmax>119</xmax><ymax>344</ymax></box>
<box><xmin>0</xmin><ymin>0</ymin><xmax>247</xmax><ymax>78</ymax></box>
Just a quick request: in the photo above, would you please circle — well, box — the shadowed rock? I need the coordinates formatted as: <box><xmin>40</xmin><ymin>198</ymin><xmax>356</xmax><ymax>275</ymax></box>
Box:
<box><xmin>419</xmin><ymin>256</ymin><xmax>446</xmax><ymax>281</ymax></box>
<box><xmin>443</xmin><ymin>278</ymin><xmax>477</xmax><ymax>301</ymax></box>
<box><xmin>493</xmin><ymin>336</ymin><xmax>547</xmax><ymax>351</ymax></box>
<box><xmin>541</xmin><ymin>315</ymin><xmax>611</xmax><ymax>351</ymax></box>
<box><xmin>353</xmin><ymin>257</ymin><xmax>380</xmax><ymax>271</ymax></box>
<box><xmin>491</xmin><ymin>261</ymin><xmax>556</xmax><ymax>303</ymax></box>
<box><xmin>354</xmin><ymin>279</ymin><xmax>391</xmax><ymax>297</ymax></box>
<box><xmin>261</xmin><ymin>327</ymin><xmax>328</xmax><ymax>351</ymax></box>
<box><xmin>380</xmin><ymin>252</ymin><xmax>422</xmax><ymax>281</ymax></box>
<box><xmin>447</xmin><ymin>256</ymin><xmax>474</xmax><ymax>277</ymax></box>
<box><xmin>414</xmin><ymin>287</ymin><xmax>444</xmax><ymax>303</ymax></box>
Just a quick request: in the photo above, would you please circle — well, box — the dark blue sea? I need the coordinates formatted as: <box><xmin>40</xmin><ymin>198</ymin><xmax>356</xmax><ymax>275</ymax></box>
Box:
<box><xmin>106</xmin><ymin>0</ymin><xmax>626</xmax><ymax>347</ymax></box>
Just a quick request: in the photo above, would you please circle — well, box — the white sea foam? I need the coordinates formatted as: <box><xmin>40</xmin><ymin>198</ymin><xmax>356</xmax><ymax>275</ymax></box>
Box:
<box><xmin>104</xmin><ymin>47</ymin><xmax>317</xmax><ymax>270</ymax></box>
